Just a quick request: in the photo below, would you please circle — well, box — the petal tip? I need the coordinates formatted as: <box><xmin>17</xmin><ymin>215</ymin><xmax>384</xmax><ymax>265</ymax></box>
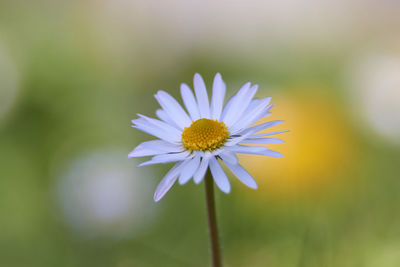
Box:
<box><xmin>250</xmin><ymin>183</ymin><xmax>258</xmax><ymax>189</ymax></box>
<box><xmin>194</xmin><ymin>73</ymin><xmax>206</xmax><ymax>84</ymax></box>
<box><xmin>153</xmin><ymin>193</ymin><xmax>162</xmax><ymax>202</ymax></box>
<box><xmin>180</xmin><ymin>83</ymin><xmax>190</xmax><ymax>90</ymax></box>
<box><xmin>223</xmin><ymin>188</ymin><xmax>231</xmax><ymax>194</ymax></box>
<box><xmin>274</xmin><ymin>153</ymin><xmax>284</xmax><ymax>158</ymax></box>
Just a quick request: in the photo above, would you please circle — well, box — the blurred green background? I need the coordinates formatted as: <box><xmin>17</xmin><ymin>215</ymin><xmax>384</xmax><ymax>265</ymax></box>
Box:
<box><xmin>1</xmin><ymin>1</ymin><xmax>400</xmax><ymax>266</ymax></box>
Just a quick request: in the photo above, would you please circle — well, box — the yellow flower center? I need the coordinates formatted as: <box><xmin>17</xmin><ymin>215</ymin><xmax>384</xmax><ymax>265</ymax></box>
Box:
<box><xmin>181</xmin><ymin>119</ymin><xmax>230</xmax><ymax>151</ymax></box>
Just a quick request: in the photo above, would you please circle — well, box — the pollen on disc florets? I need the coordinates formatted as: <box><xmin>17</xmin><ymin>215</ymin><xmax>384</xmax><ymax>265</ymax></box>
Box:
<box><xmin>181</xmin><ymin>118</ymin><xmax>230</xmax><ymax>151</ymax></box>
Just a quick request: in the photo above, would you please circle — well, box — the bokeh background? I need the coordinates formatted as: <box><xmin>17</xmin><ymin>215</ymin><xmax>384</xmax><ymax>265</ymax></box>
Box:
<box><xmin>1</xmin><ymin>1</ymin><xmax>400</xmax><ymax>266</ymax></box>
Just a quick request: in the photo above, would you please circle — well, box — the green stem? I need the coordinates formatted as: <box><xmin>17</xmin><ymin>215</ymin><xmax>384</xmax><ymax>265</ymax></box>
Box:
<box><xmin>204</xmin><ymin>170</ymin><xmax>222</xmax><ymax>267</ymax></box>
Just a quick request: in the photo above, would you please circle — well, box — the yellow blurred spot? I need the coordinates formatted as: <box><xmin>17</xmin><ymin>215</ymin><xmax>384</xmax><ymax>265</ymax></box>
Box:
<box><xmin>240</xmin><ymin>91</ymin><xmax>358</xmax><ymax>201</ymax></box>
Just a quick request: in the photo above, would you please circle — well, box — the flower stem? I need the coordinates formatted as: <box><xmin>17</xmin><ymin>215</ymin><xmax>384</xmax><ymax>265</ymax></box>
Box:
<box><xmin>204</xmin><ymin>170</ymin><xmax>222</xmax><ymax>267</ymax></box>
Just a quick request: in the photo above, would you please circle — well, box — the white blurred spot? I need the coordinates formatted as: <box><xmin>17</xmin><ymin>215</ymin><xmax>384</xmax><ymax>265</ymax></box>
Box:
<box><xmin>55</xmin><ymin>150</ymin><xmax>157</xmax><ymax>238</ymax></box>
<box><xmin>0</xmin><ymin>41</ymin><xmax>20</xmax><ymax>123</ymax></box>
<box><xmin>349</xmin><ymin>50</ymin><xmax>400</xmax><ymax>145</ymax></box>
<box><xmin>91</xmin><ymin>0</ymin><xmax>400</xmax><ymax>51</ymax></box>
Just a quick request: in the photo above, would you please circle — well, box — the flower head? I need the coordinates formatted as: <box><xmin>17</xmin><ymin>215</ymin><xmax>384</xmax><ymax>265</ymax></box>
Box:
<box><xmin>129</xmin><ymin>73</ymin><xmax>286</xmax><ymax>201</ymax></box>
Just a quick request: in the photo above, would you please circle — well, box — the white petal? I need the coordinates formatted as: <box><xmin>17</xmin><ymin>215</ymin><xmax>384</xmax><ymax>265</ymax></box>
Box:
<box><xmin>156</xmin><ymin>109</ymin><xmax>181</xmax><ymax>129</ymax></box>
<box><xmin>209</xmin><ymin>157</ymin><xmax>231</xmax><ymax>193</ymax></box>
<box><xmin>240</xmin><ymin>120</ymin><xmax>285</xmax><ymax>135</ymax></box>
<box><xmin>211</xmin><ymin>148</ymin><xmax>224</xmax><ymax>157</ymax></box>
<box><xmin>243</xmin><ymin>99</ymin><xmax>261</xmax><ymax>114</ymax></box>
<box><xmin>139</xmin><ymin>151</ymin><xmax>191</xmax><ymax>166</ymax></box>
<box><xmin>193</xmin><ymin>73</ymin><xmax>210</xmax><ymax>118</ymax></box>
<box><xmin>260</xmin><ymin>150</ymin><xmax>284</xmax><ymax>158</ymax></box>
<box><xmin>219</xmin><ymin>151</ymin><xmax>238</xmax><ymax>165</ymax></box>
<box><xmin>252</xmin><ymin>130</ymin><xmax>289</xmax><ymax>137</ymax></box>
<box><xmin>232</xmin><ymin>104</ymin><xmax>273</xmax><ymax>133</ymax></box>
<box><xmin>229</xmin><ymin>98</ymin><xmax>272</xmax><ymax>133</ymax></box>
<box><xmin>210</xmin><ymin>73</ymin><xmax>226</xmax><ymax>120</ymax></box>
<box><xmin>221</xmin><ymin>82</ymin><xmax>250</xmax><ymax>125</ymax></box>
<box><xmin>228</xmin><ymin>145</ymin><xmax>284</xmax><ymax>157</ymax></box>
<box><xmin>234</xmin><ymin>99</ymin><xmax>273</xmax><ymax>132</ymax></box>
<box><xmin>180</xmin><ymin>83</ymin><xmax>200</xmax><ymax>121</ymax></box>
<box><xmin>222</xmin><ymin>83</ymin><xmax>257</xmax><ymax>127</ymax></box>
<box><xmin>129</xmin><ymin>140</ymin><xmax>182</xmax><ymax>158</ymax></box>
<box><xmin>224</xmin><ymin>131</ymin><xmax>255</xmax><ymax>147</ymax></box>
<box><xmin>240</xmin><ymin>138</ymin><xmax>285</xmax><ymax>145</ymax></box>
<box><xmin>220</xmin><ymin>94</ymin><xmax>236</xmax><ymax>120</ymax></box>
<box><xmin>228</xmin><ymin>145</ymin><xmax>267</xmax><ymax>154</ymax></box>
<box><xmin>153</xmin><ymin>162</ymin><xmax>185</xmax><ymax>202</ymax></box>
<box><xmin>178</xmin><ymin>156</ymin><xmax>201</xmax><ymax>185</ymax></box>
<box><xmin>193</xmin><ymin>155</ymin><xmax>210</xmax><ymax>184</ymax></box>
<box><xmin>224</xmin><ymin>162</ymin><xmax>257</xmax><ymax>189</ymax></box>
<box><xmin>132</xmin><ymin>119</ymin><xmax>180</xmax><ymax>144</ymax></box>
<box><xmin>245</xmin><ymin>97</ymin><xmax>271</xmax><ymax>115</ymax></box>
<box><xmin>155</xmin><ymin>90</ymin><xmax>192</xmax><ymax>129</ymax></box>
<box><xmin>235</xmin><ymin>98</ymin><xmax>265</xmax><ymax>126</ymax></box>
<box><xmin>137</xmin><ymin>114</ymin><xmax>182</xmax><ymax>137</ymax></box>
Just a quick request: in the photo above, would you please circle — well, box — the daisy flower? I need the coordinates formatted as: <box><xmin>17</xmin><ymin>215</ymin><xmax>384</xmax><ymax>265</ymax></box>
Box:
<box><xmin>129</xmin><ymin>73</ymin><xmax>286</xmax><ymax>202</ymax></box>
